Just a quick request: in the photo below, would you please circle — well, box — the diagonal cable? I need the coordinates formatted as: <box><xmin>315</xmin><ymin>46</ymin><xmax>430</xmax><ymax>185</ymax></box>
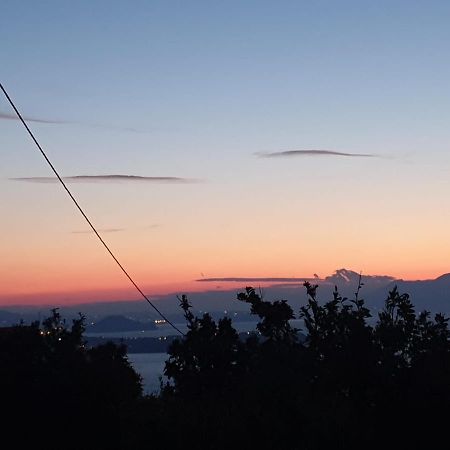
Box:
<box><xmin>0</xmin><ymin>82</ymin><xmax>184</xmax><ymax>336</ymax></box>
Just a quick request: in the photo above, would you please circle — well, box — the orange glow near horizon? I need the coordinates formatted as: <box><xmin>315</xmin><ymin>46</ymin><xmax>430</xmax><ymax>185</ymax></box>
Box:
<box><xmin>2</xmin><ymin>151</ymin><xmax>450</xmax><ymax>307</ymax></box>
<box><xmin>1</xmin><ymin>262</ymin><xmax>447</xmax><ymax>307</ymax></box>
<box><xmin>2</xmin><ymin>209</ymin><xmax>449</xmax><ymax>306</ymax></box>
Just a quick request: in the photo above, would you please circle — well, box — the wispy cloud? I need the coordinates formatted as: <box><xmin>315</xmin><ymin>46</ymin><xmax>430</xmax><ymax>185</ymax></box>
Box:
<box><xmin>71</xmin><ymin>228</ymin><xmax>125</xmax><ymax>234</ymax></box>
<box><xmin>72</xmin><ymin>224</ymin><xmax>161</xmax><ymax>234</ymax></box>
<box><xmin>1</xmin><ymin>110</ymin><xmax>143</xmax><ymax>133</ymax></box>
<box><xmin>257</xmin><ymin>150</ymin><xmax>376</xmax><ymax>158</ymax></box>
<box><xmin>11</xmin><ymin>175</ymin><xmax>202</xmax><ymax>184</ymax></box>
<box><xmin>0</xmin><ymin>111</ymin><xmax>66</xmax><ymax>124</ymax></box>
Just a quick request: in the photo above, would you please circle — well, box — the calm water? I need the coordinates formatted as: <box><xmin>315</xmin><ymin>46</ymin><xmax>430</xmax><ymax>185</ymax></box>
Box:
<box><xmin>86</xmin><ymin>321</ymin><xmax>257</xmax><ymax>339</ymax></box>
<box><xmin>127</xmin><ymin>352</ymin><xmax>168</xmax><ymax>394</ymax></box>
<box><xmin>86</xmin><ymin>319</ymin><xmax>304</xmax><ymax>339</ymax></box>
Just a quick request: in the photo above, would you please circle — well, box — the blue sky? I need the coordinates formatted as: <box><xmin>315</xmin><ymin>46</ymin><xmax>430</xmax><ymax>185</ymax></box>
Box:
<box><xmin>3</xmin><ymin>1</ymin><xmax>450</xmax><ymax>174</ymax></box>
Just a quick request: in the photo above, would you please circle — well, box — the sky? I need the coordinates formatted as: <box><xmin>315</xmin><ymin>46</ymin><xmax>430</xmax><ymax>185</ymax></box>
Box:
<box><xmin>1</xmin><ymin>0</ymin><xmax>450</xmax><ymax>305</ymax></box>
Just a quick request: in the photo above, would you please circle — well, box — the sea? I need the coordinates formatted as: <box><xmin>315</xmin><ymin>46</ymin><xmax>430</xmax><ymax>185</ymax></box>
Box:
<box><xmin>127</xmin><ymin>352</ymin><xmax>168</xmax><ymax>394</ymax></box>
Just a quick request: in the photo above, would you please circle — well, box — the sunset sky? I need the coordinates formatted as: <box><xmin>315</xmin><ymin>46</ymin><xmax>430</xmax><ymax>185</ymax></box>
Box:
<box><xmin>1</xmin><ymin>1</ymin><xmax>450</xmax><ymax>305</ymax></box>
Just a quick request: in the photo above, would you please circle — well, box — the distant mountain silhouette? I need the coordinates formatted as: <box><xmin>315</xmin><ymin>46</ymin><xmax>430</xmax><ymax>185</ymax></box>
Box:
<box><xmin>0</xmin><ymin>310</ymin><xmax>22</xmax><ymax>326</ymax></box>
<box><xmin>436</xmin><ymin>273</ymin><xmax>450</xmax><ymax>282</ymax></box>
<box><xmin>87</xmin><ymin>315</ymin><xmax>156</xmax><ymax>333</ymax></box>
<box><xmin>319</xmin><ymin>269</ymin><xmax>450</xmax><ymax>314</ymax></box>
<box><xmin>379</xmin><ymin>275</ymin><xmax>450</xmax><ymax>313</ymax></box>
<box><xmin>325</xmin><ymin>268</ymin><xmax>396</xmax><ymax>285</ymax></box>
<box><xmin>2</xmin><ymin>269</ymin><xmax>449</xmax><ymax>320</ymax></box>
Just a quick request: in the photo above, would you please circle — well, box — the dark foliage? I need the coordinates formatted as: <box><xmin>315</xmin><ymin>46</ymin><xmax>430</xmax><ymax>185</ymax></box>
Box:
<box><xmin>2</xmin><ymin>285</ymin><xmax>450</xmax><ymax>450</ymax></box>
<box><xmin>145</xmin><ymin>283</ymin><xmax>450</xmax><ymax>450</ymax></box>
<box><xmin>0</xmin><ymin>308</ymin><xmax>142</xmax><ymax>450</ymax></box>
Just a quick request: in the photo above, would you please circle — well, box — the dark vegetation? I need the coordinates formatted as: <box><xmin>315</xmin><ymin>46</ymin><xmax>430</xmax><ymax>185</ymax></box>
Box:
<box><xmin>1</xmin><ymin>283</ymin><xmax>449</xmax><ymax>449</ymax></box>
<box><xmin>0</xmin><ymin>309</ymin><xmax>141</xmax><ymax>449</ymax></box>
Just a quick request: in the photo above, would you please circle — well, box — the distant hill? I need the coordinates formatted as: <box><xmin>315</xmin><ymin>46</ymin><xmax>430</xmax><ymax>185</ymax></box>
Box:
<box><xmin>381</xmin><ymin>276</ymin><xmax>450</xmax><ymax>314</ymax></box>
<box><xmin>318</xmin><ymin>269</ymin><xmax>450</xmax><ymax>314</ymax></box>
<box><xmin>87</xmin><ymin>315</ymin><xmax>157</xmax><ymax>333</ymax></box>
<box><xmin>325</xmin><ymin>268</ymin><xmax>396</xmax><ymax>286</ymax></box>
<box><xmin>0</xmin><ymin>310</ymin><xmax>22</xmax><ymax>326</ymax></box>
<box><xmin>2</xmin><ymin>268</ymin><xmax>449</xmax><ymax>322</ymax></box>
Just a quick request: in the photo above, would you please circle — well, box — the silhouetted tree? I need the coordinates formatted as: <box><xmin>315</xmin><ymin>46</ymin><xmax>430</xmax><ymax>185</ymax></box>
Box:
<box><xmin>0</xmin><ymin>308</ymin><xmax>142</xmax><ymax>450</ymax></box>
<box><xmin>4</xmin><ymin>284</ymin><xmax>450</xmax><ymax>450</ymax></box>
<box><xmin>157</xmin><ymin>283</ymin><xmax>450</xmax><ymax>450</ymax></box>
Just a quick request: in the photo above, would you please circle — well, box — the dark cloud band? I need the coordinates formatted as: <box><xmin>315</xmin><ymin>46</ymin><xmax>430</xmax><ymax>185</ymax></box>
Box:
<box><xmin>196</xmin><ymin>277</ymin><xmax>317</xmax><ymax>283</ymax></box>
<box><xmin>257</xmin><ymin>150</ymin><xmax>376</xmax><ymax>158</ymax></box>
<box><xmin>11</xmin><ymin>175</ymin><xmax>202</xmax><ymax>184</ymax></box>
<box><xmin>1</xmin><ymin>111</ymin><xmax>142</xmax><ymax>132</ymax></box>
<box><xmin>0</xmin><ymin>111</ymin><xmax>66</xmax><ymax>124</ymax></box>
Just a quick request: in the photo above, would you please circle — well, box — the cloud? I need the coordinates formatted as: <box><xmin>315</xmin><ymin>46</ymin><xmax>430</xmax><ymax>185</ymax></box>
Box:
<box><xmin>1</xmin><ymin>111</ymin><xmax>143</xmax><ymax>132</ymax></box>
<box><xmin>0</xmin><ymin>111</ymin><xmax>66</xmax><ymax>124</ymax></box>
<box><xmin>196</xmin><ymin>277</ymin><xmax>318</xmax><ymax>283</ymax></box>
<box><xmin>71</xmin><ymin>228</ymin><xmax>125</xmax><ymax>234</ymax></box>
<box><xmin>11</xmin><ymin>175</ymin><xmax>202</xmax><ymax>184</ymax></box>
<box><xmin>72</xmin><ymin>225</ymin><xmax>161</xmax><ymax>234</ymax></box>
<box><xmin>257</xmin><ymin>150</ymin><xmax>376</xmax><ymax>158</ymax></box>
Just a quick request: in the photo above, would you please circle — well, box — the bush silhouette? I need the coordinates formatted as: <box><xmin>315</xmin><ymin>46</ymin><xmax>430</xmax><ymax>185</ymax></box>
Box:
<box><xmin>2</xmin><ymin>285</ymin><xmax>450</xmax><ymax>450</ymax></box>
<box><xmin>156</xmin><ymin>283</ymin><xmax>450</xmax><ymax>450</ymax></box>
<box><xmin>0</xmin><ymin>308</ymin><xmax>142</xmax><ymax>450</ymax></box>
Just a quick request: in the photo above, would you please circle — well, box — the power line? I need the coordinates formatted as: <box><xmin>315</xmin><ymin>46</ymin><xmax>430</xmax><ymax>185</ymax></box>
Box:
<box><xmin>0</xmin><ymin>82</ymin><xmax>184</xmax><ymax>336</ymax></box>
